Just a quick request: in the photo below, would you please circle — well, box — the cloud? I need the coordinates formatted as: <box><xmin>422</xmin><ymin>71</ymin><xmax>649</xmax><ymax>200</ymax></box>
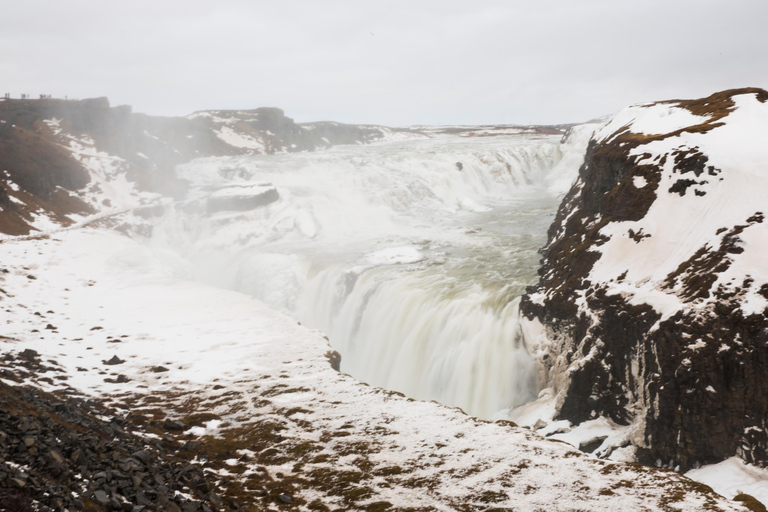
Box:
<box><xmin>1</xmin><ymin>0</ymin><xmax>767</xmax><ymax>125</ymax></box>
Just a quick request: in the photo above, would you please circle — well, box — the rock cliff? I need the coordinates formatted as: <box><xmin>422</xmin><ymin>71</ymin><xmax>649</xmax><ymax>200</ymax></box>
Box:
<box><xmin>520</xmin><ymin>88</ymin><xmax>768</xmax><ymax>472</ymax></box>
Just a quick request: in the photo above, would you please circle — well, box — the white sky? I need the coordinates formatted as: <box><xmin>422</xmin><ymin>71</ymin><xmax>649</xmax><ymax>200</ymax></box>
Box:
<box><xmin>2</xmin><ymin>0</ymin><xmax>767</xmax><ymax>126</ymax></box>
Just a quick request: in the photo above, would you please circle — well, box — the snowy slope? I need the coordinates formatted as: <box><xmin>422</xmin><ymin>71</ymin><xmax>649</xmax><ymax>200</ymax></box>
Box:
<box><xmin>0</xmin><ymin>228</ymin><xmax>747</xmax><ymax>511</ymax></box>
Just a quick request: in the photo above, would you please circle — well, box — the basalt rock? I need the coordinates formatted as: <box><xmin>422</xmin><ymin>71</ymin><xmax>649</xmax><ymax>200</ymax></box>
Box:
<box><xmin>0</xmin><ymin>381</ymin><xmax>224</xmax><ymax>511</ymax></box>
<box><xmin>520</xmin><ymin>88</ymin><xmax>768</xmax><ymax>471</ymax></box>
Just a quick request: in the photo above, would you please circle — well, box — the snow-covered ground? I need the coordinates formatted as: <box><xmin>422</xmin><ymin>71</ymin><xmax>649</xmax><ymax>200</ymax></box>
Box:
<box><xmin>1</xmin><ymin>118</ymin><xmax>764</xmax><ymax>509</ymax></box>
<box><xmin>0</xmin><ymin>228</ymin><xmax>746</xmax><ymax>511</ymax></box>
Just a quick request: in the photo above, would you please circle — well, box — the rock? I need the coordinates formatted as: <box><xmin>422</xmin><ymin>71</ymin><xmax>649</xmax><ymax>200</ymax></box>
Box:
<box><xmin>152</xmin><ymin>366</ymin><xmax>169</xmax><ymax>373</ymax></box>
<box><xmin>49</xmin><ymin>449</ymin><xmax>64</xmax><ymax>464</ymax></box>
<box><xmin>520</xmin><ymin>87</ymin><xmax>768</xmax><ymax>471</ymax></box>
<box><xmin>19</xmin><ymin>349</ymin><xmax>39</xmax><ymax>361</ymax></box>
<box><xmin>105</xmin><ymin>355</ymin><xmax>125</xmax><ymax>365</ymax></box>
<box><xmin>136</xmin><ymin>490</ymin><xmax>151</xmax><ymax>506</ymax></box>
<box><xmin>325</xmin><ymin>350</ymin><xmax>341</xmax><ymax>372</ymax></box>
<box><xmin>132</xmin><ymin>449</ymin><xmax>150</xmax><ymax>463</ymax></box>
<box><xmin>206</xmin><ymin>185</ymin><xmax>280</xmax><ymax>214</ymax></box>
<box><xmin>162</xmin><ymin>419</ymin><xmax>186</xmax><ymax>432</ymax></box>
<box><xmin>278</xmin><ymin>494</ymin><xmax>292</xmax><ymax>504</ymax></box>
<box><xmin>94</xmin><ymin>489</ymin><xmax>111</xmax><ymax>505</ymax></box>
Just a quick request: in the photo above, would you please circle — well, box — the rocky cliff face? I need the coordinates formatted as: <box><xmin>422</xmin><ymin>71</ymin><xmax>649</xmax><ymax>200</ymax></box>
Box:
<box><xmin>520</xmin><ymin>88</ymin><xmax>768</xmax><ymax>472</ymax></box>
<box><xmin>0</xmin><ymin>97</ymin><xmax>419</xmax><ymax>236</ymax></box>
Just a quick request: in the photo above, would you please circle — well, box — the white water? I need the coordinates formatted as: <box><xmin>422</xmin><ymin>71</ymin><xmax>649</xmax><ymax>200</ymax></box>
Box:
<box><xmin>154</xmin><ymin>133</ymin><xmax>584</xmax><ymax>419</ymax></box>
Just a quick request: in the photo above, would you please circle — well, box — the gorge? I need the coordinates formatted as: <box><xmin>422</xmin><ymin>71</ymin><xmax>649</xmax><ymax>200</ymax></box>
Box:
<box><xmin>0</xmin><ymin>91</ymin><xmax>766</xmax><ymax>511</ymax></box>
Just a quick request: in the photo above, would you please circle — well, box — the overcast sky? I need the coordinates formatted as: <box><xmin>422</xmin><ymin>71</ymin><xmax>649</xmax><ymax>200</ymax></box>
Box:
<box><xmin>2</xmin><ymin>0</ymin><xmax>767</xmax><ymax>126</ymax></box>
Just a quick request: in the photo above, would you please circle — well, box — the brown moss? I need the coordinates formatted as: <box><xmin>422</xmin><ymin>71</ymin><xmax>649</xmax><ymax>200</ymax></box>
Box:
<box><xmin>734</xmin><ymin>493</ymin><xmax>768</xmax><ymax>512</ymax></box>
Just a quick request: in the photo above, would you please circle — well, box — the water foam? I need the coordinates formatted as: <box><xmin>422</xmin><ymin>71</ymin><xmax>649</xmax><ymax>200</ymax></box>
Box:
<box><xmin>156</xmin><ymin>133</ymin><xmax>585</xmax><ymax>418</ymax></box>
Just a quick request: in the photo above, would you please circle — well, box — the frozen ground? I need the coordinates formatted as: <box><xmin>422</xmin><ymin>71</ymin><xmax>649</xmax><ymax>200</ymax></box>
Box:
<box><xmin>0</xmin><ymin>228</ymin><xmax>747</xmax><ymax>511</ymax></box>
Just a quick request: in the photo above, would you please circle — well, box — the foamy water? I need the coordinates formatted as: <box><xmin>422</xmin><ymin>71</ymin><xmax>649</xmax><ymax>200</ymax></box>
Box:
<box><xmin>153</xmin><ymin>132</ymin><xmax>586</xmax><ymax>418</ymax></box>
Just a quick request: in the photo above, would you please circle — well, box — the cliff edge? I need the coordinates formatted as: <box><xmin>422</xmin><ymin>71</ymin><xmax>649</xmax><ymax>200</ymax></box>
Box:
<box><xmin>520</xmin><ymin>88</ymin><xmax>768</xmax><ymax>472</ymax></box>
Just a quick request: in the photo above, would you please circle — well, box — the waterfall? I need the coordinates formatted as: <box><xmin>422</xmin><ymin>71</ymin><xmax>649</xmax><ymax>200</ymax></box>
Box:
<box><xmin>152</xmin><ymin>132</ymin><xmax>586</xmax><ymax>419</ymax></box>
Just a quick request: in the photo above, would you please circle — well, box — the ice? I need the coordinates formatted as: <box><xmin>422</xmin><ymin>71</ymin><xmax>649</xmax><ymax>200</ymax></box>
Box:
<box><xmin>686</xmin><ymin>458</ymin><xmax>768</xmax><ymax>505</ymax></box>
<box><xmin>366</xmin><ymin>246</ymin><xmax>424</xmax><ymax>265</ymax></box>
<box><xmin>208</xmin><ymin>184</ymin><xmax>276</xmax><ymax>199</ymax></box>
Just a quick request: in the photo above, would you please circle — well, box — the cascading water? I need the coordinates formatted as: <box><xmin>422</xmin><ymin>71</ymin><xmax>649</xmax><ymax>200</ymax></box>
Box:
<box><xmin>153</xmin><ymin>131</ymin><xmax>588</xmax><ymax>419</ymax></box>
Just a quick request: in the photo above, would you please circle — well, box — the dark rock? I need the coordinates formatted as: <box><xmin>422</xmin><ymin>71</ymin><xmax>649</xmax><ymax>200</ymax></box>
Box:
<box><xmin>94</xmin><ymin>489</ymin><xmax>111</xmax><ymax>504</ymax></box>
<box><xmin>105</xmin><ymin>355</ymin><xmax>125</xmax><ymax>365</ymax></box>
<box><xmin>162</xmin><ymin>420</ymin><xmax>186</xmax><ymax>432</ymax></box>
<box><xmin>278</xmin><ymin>494</ymin><xmax>292</xmax><ymax>504</ymax></box>
<box><xmin>325</xmin><ymin>350</ymin><xmax>341</xmax><ymax>372</ymax></box>
<box><xmin>132</xmin><ymin>449</ymin><xmax>150</xmax><ymax>464</ymax></box>
<box><xmin>18</xmin><ymin>349</ymin><xmax>38</xmax><ymax>361</ymax></box>
<box><xmin>49</xmin><ymin>449</ymin><xmax>63</xmax><ymax>464</ymax></box>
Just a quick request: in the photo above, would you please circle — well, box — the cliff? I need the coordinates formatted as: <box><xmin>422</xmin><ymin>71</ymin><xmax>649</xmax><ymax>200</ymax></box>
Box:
<box><xmin>0</xmin><ymin>97</ymin><xmax>418</xmax><ymax>236</ymax></box>
<box><xmin>519</xmin><ymin>88</ymin><xmax>768</xmax><ymax>472</ymax></box>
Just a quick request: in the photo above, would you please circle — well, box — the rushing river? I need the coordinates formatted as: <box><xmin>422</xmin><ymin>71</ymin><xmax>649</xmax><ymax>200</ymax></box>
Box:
<box><xmin>155</xmin><ymin>130</ymin><xmax>587</xmax><ymax>419</ymax></box>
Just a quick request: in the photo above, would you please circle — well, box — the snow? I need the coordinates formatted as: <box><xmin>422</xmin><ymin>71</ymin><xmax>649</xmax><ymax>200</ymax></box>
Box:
<box><xmin>585</xmin><ymin>91</ymin><xmax>768</xmax><ymax>319</ymax></box>
<box><xmin>366</xmin><ymin>246</ymin><xmax>424</xmax><ymax>265</ymax></box>
<box><xmin>686</xmin><ymin>457</ymin><xmax>768</xmax><ymax>505</ymax></box>
<box><xmin>594</xmin><ymin>103</ymin><xmax>709</xmax><ymax>143</ymax></box>
<box><xmin>549</xmin><ymin>417</ymin><xmax>620</xmax><ymax>445</ymax></box>
<box><xmin>0</xmin><ymin>227</ymin><xmax>743</xmax><ymax>511</ymax></box>
<box><xmin>208</xmin><ymin>184</ymin><xmax>276</xmax><ymax>199</ymax></box>
<box><xmin>214</xmin><ymin>126</ymin><xmax>265</xmax><ymax>151</ymax></box>
<box><xmin>185</xmin><ymin>419</ymin><xmax>223</xmax><ymax>437</ymax></box>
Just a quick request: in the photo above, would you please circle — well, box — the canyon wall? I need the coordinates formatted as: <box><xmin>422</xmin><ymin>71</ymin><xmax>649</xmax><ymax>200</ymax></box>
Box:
<box><xmin>521</xmin><ymin>88</ymin><xmax>768</xmax><ymax>471</ymax></box>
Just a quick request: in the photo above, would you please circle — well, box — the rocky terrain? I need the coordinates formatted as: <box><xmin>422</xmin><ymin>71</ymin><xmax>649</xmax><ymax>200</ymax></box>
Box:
<box><xmin>519</xmin><ymin>88</ymin><xmax>768</xmax><ymax>473</ymax></box>
<box><xmin>1</xmin><ymin>92</ymin><xmax>765</xmax><ymax>511</ymax></box>
<box><xmin>0</xmin><ymin>368</ymin><xmax>225</xmax><ymax>512</ymax></box>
